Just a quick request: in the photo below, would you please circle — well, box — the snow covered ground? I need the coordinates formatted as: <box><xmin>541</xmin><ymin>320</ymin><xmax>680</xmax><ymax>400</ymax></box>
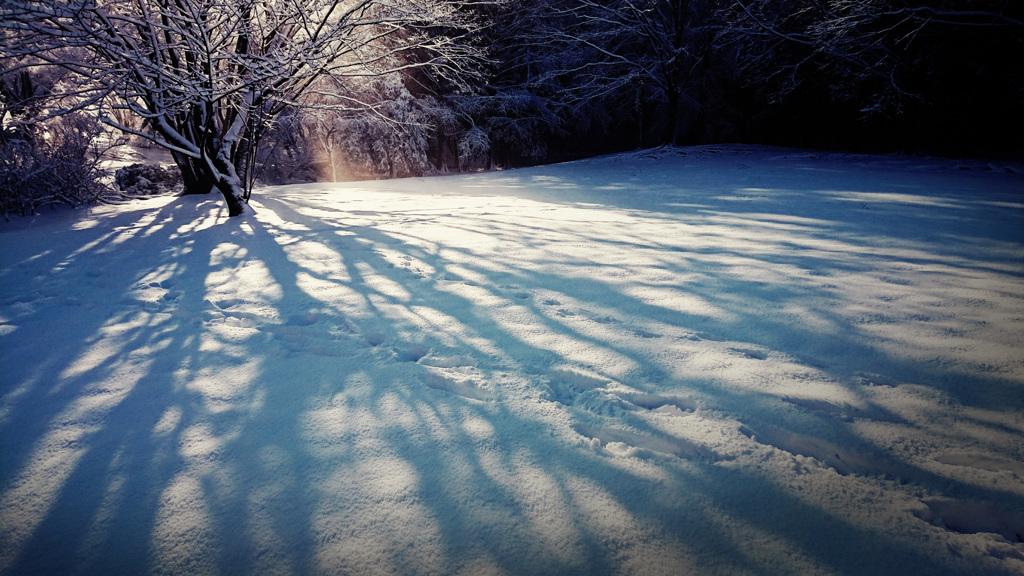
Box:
<box><xmin>1</xmin><ymin>145</ymin><xmax>1023</xmax><ymax>575</ymax></box>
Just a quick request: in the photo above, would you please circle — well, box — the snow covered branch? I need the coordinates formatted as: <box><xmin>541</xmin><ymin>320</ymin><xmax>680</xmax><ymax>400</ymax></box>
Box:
<box><xmin>1</xmin><ymin>0</ymin><xmax>489</xmax><ymax>216</ymax></box>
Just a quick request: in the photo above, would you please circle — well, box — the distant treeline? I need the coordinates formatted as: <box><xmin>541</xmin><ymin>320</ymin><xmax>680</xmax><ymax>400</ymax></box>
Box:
<box><xmin>3</xmin><ymin>1</ymin><xmax>1021</xmax><ymax>216</ymax></box>
<box><xmin>475</xmin><ymin>1</ymin><xmax>1024</xmax><ymax>163</ymax></box>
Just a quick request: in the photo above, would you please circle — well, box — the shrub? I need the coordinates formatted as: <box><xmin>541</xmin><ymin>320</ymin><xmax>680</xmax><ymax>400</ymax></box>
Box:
<box><xmin>0</xmin><ymin>113</ymin><xmax>118</xmax><ymax>217</ymax></box>
<box><xmin>114</xmin><ymin>163</ymin><xmax>182</xmax><ymax>196</ymax></box>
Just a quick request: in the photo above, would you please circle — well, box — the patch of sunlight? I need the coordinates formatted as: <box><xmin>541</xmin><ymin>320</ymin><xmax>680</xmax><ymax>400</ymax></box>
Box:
<box><xmin>355</xmin><ymin>261</ymin><xmax>411</xmax><ymax>302</ymax></box>
<box><xmin>563</xmin><ymin>475</ymin><xmax>698</xmax><ymax>575</ymax></box>
<box><xmin>460</xmin><ymin>414</ymin><xmax>495</xmax><ymax>440</ymax></box>
<box><xmin>435</xmin><ymin>260</ymin><xmax>491</xmax><ymax>286</ymax></box>
<box><xmin>714</xmin><ymin>195</ymin><xmax>768</xmax><ymax>202</ymax></box>
<box><xmin>530</xmin><ymin>175</ymin><xmax>577</xmax><ymax>189</ymax></box>
<box><xmin>371</xmin><ymin>246</ymin><xmax>437</xmax><ymax>277</ymax></box>
<box><xmin>383</xmin><ymin>226</ymin><xmax>499</xmax><ymax>257</ymax></box>
<box><xmin>178</xmin><ymin>421</ymin><xmax>234</xmax><ymax>462</ymax></box>
<box><xmin>295</xmin><ymin>271</ymin><xmax>370</xmax><ymax>316</ymax></box>
<box><xmin>540</xmin><ymin>204</ymin><xmax>633</xmax><ymax>225</ymax></box>
<box><xmin>282</xmin><ymin>239</ymin><xmax>350</xmax><ymax>281</ymax></box>
<box><xmin>665</xmin><ymin>202</ymin><xmax>712</xmax><ymax>210</ymax></box>
<box><xmin>152</xmin><ymin>405</ymin><xmax>183</xmax><ymax>438</ymax></box>
<box><xmin>75</xmin><ymin>465</ymin><xmax>129</xmax><ymax>567</ymax></box>
<box><xmin>0</xmin><ymin>371</ymin><xmax>39</xmax><ymax>429</ymax></box>
<box><xmin>309</xmin><ymin>422</ymin><xmax>445</xmax><ymax>575</ymax></box>
<box><xmin>698</xmin><ymin>213</ymin><xmax>823</xmax><ymax>237</ymax></box>
<box><xmin>375</xmin><ymin>391</ymin><xmax>422</xmax><ymax>430</ymax></box>
<box><xmin>824</xmin><ymin>190</ymin><xmax>964</xmax><ymax>208</ymax></box>
<box><xmin>478</xmin><ymin>449</ymin><xmax>585</xmax><ymax>564</ymax></box>
<box><xmin>252</xmin><ymin>201</ymin><xmax>313</xmax><ymax>232</ymax></box>
<box><xmin>621</xmin><ymin>285</ymin><xmax>731</xmax><ymax>320</ymax></box>
<box><xmin>208</xmin><ymin>242</ymin><xmax>248</xmax><ymax>266</ymax></box>
<box><xmin>721</xmin><ymin>262</ymin><xmax>812</xmax><ymax>285</ymax></box>
<box><xmin>979</xmin><ymin>199</ymin><xmax>1024</xmax><ymax>210</ymax></box>
<box><xmin>103</xmin><ymin>209</ymin><xmax>165</xmax><ymax>247</ymax></box>
<box><xmin>243</xmin><ymin>476</ymin><xmax>304</xmax><ymax>575</ymax></box>
<box><xmin>173</xmin><ymin>200</ymin><xmax>229</xmax><ymax>234</ymax></box>
<box><xmin>452</xmin><ymin>252</ymin><xmax>524</xmax><ymax>277</ymax></box>
<box><xmin>0</xmin><ymin>427</ymin><xmax>90</xmax><ymax>575</ymax></box>
<box><xmin>205</xmin><ymin>257</ymin><xmax>282</xmax><ymax>304</ymax></box>
<box><xmin>480</xmin><ymin>296</ymin><xmax>638</xmax><ymax>374</ymax></box>
<box><xmin>70</xmin><ymin>218</ymin><xmax>101</xmax><ymax>230</ymax></box>
<box><xmin>311</xmin><ymin>492</ymin><xmax>444</xmax><ymax>576</ymax></box>
<box><xmin>184</xmin><ymin>360</ymin><xmax>260</xmax><ymax>414</ymax></box>
<box><xmin>779</xmin><ymin>303</ymin><xmax>838</xmax><ymax>332</ymax></box>
<box><xmin>64</xmin><ymin>230</ymin><xmax>117</xmax><ymax>262</ymax></box>
<box><xmin>959</xmin><ymin>405</ymin><xmax>1024</xmax><ymax>436</ymax></box>
<box><xmin>0</xmin><ymin>358</ymin><xmax>148</xmax><ymax>573</ymax></box>
<box><xmin>708</xmin><ymin>501</ymin><xmax>834</xmax><ymax>576</ymax></box>
<box><xmin>410</xmin><ymin>305</ymin><xmax>482</xmax><ymax>350</ymax></box>
<box><xmin>408</xmin><ymin>400</ymin><xmax>457</xmax><ymax>444</ymax></box>
<box><xmin>453</xmin><ymin>557</ymin><xmax>505</xmax><ymax>576</ymax></box>
<box><xmin>713</xmin><ymin>211</ymin><xmax>833</xmax><ymax>230</ymax></box>
<box><xmin>151</xmin><ymin>475</ymin><xmax>219</xmax><ymax>574</ymax></box>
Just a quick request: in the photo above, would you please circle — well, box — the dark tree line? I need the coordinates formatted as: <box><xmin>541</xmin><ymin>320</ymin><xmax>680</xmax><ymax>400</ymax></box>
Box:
<box><xmin>3</xmin><ymin>0</ymin><xmax>1021</xmax><ymax>216</ymax></box>
<box><xmin>490</xmin><ymin>0</ymin><xmax>1023</xmax><ymax>160</ymax></box>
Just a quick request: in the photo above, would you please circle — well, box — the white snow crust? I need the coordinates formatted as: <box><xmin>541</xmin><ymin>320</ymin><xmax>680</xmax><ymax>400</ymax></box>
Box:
<box><xmin>2</xmin><ymin>145</ymin><xmax>1023</xmax><ymax>575</ymax></box>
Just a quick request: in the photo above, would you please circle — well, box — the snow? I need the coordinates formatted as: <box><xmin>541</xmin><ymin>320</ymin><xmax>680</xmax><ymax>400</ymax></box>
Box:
<box><xmin>2</xmin><ymin>144</ymin><xmax>1023</xmax><ymax>575</ymax></box>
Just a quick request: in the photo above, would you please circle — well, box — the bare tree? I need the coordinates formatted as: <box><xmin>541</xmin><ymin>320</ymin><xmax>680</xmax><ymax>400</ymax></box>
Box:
<box><xmin>728</xmin><ymin>0</ymin><xmax>1024</xmax><ymax>114</ymax></box>
<box><xmin>530</xmin><ymin>0</ymin><xmax>723</xmax><ymax>146</ymax></box>
<box><xmin>1</xmin><ymin>0</ymin><xmax>486</xmax><ymax>216</ymax></box>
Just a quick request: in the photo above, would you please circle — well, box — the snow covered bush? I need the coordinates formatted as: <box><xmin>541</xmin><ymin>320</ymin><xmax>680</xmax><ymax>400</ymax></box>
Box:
<box><xmin>0</xmin><ymin>113</ymin><xmax>116</xmax><ymax>217</ymax></box>
<box><xmin>114</xmin><ymin>164</ymin><xmax>182</xmax><ymax>196</ymax></box>
<box><xmin>458</xmin><ymin>126</ymin><xmax>491</xmax><ymax>171</ymax></box>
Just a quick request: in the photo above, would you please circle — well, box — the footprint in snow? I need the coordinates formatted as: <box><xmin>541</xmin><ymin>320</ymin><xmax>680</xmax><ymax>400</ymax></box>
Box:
<box><xmin>738</xmin><ymin>423</ymin><xmax>914</xmax><ymax>480</ymax></box>
<box><xmin>545</xmin><ymin>369</ymin><xmax>610</xmax><ymax>405</ymax></box>
<box><xmin>622</xmin><ymin>393</ymin><xmax>700</xmax><ymax>416</ymax></box>
<box><xmin>576</xmin><ymin>423</ymin><xmax>713</xmax><ymax>461</ymax></box>
<box><xmin>729</xmin><ymin>347</ymin><xmax>767</xmax><ymax>360</ymax></box>
<box><xmin>421</xmin><ymin>372</ymin><xmax>496</xmax><ymax>402</ymax></box>
<box><xmin>212</xmin><ymin>298</ymin><xmax>241</xmax><ymax>310</ymax></box>
<box><xmin>420</xmin><ymin>355</ymin><xmax>476</xmax><ymax>368</ymax></box>
<box><xmin>934</xmin><ymin>453</ymin><xmax>1024</xmax><ymax>476</ymax></box>
<box><xmin>914</xmin><ymin>499</ymin><xmax>1024</xmax><ymax>542</ymax></box>
<box><xmin>395</xmin><ymin>345</ymin><xmax>428</xmax><ymax>363</ymax></box>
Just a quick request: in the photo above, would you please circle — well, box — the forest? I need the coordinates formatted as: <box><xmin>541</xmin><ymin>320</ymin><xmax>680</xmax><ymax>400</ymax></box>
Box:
<box><xmin>1</xmin><ymin>0</ymin><xmax>1022</xmax><ymax>216</ymax></box>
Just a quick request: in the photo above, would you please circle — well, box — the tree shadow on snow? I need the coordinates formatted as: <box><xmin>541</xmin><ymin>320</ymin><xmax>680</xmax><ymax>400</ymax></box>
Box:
<box><xmin>1</xmin><ymin>152</ymin><xmax>1022</xmax><ymax>576</ymax></box>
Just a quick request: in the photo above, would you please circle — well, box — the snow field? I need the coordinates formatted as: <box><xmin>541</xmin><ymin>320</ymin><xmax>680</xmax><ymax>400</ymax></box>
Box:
<box><xmin>1</xmin><ymin>145</ymin><xmax>1023</xmax><ymax>575</ymax></box>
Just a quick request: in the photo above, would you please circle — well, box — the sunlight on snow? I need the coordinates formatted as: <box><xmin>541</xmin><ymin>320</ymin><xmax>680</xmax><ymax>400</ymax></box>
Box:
<box><xmin>825</xmin><ymin>190</ymin><xmax>967</xmax><ymax>208</ymax></box>
<box><xmin>1</xmin><ymin>148</ymin><xmax>1022</xmax><ymax>575</ymax></box>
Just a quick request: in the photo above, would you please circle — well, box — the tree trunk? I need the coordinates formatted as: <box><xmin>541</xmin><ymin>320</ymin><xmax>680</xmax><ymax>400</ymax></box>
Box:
<box><xmin>213</xmin><ymin>177</ymin><xmax>246</xmax><ymax>217</ymax></box>
<box><xmin>666</xmin><ymin>88</ymin><xmax>680</xmax><ymax>146</ymax></box>
<box><xmin>171</xmin><ymin>149</ymin><xmax>246</xmax><ymax>216</ymax></box>
<box><xmin>172</xmin><ymin>151</ymin><xmax>214</xmax><ymax>195</ymax></box>
<box><xmin>209</xmin><ymin>152</ymin><xmax>247</xmax><ymax>217</ymax></box>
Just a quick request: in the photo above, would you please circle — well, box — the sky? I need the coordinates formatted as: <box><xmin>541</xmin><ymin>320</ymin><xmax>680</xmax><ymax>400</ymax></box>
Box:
<box><xmin>1</xmin><ymin>145</ymin><xmax>1023</xmax><ymax>575</ymax></box>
